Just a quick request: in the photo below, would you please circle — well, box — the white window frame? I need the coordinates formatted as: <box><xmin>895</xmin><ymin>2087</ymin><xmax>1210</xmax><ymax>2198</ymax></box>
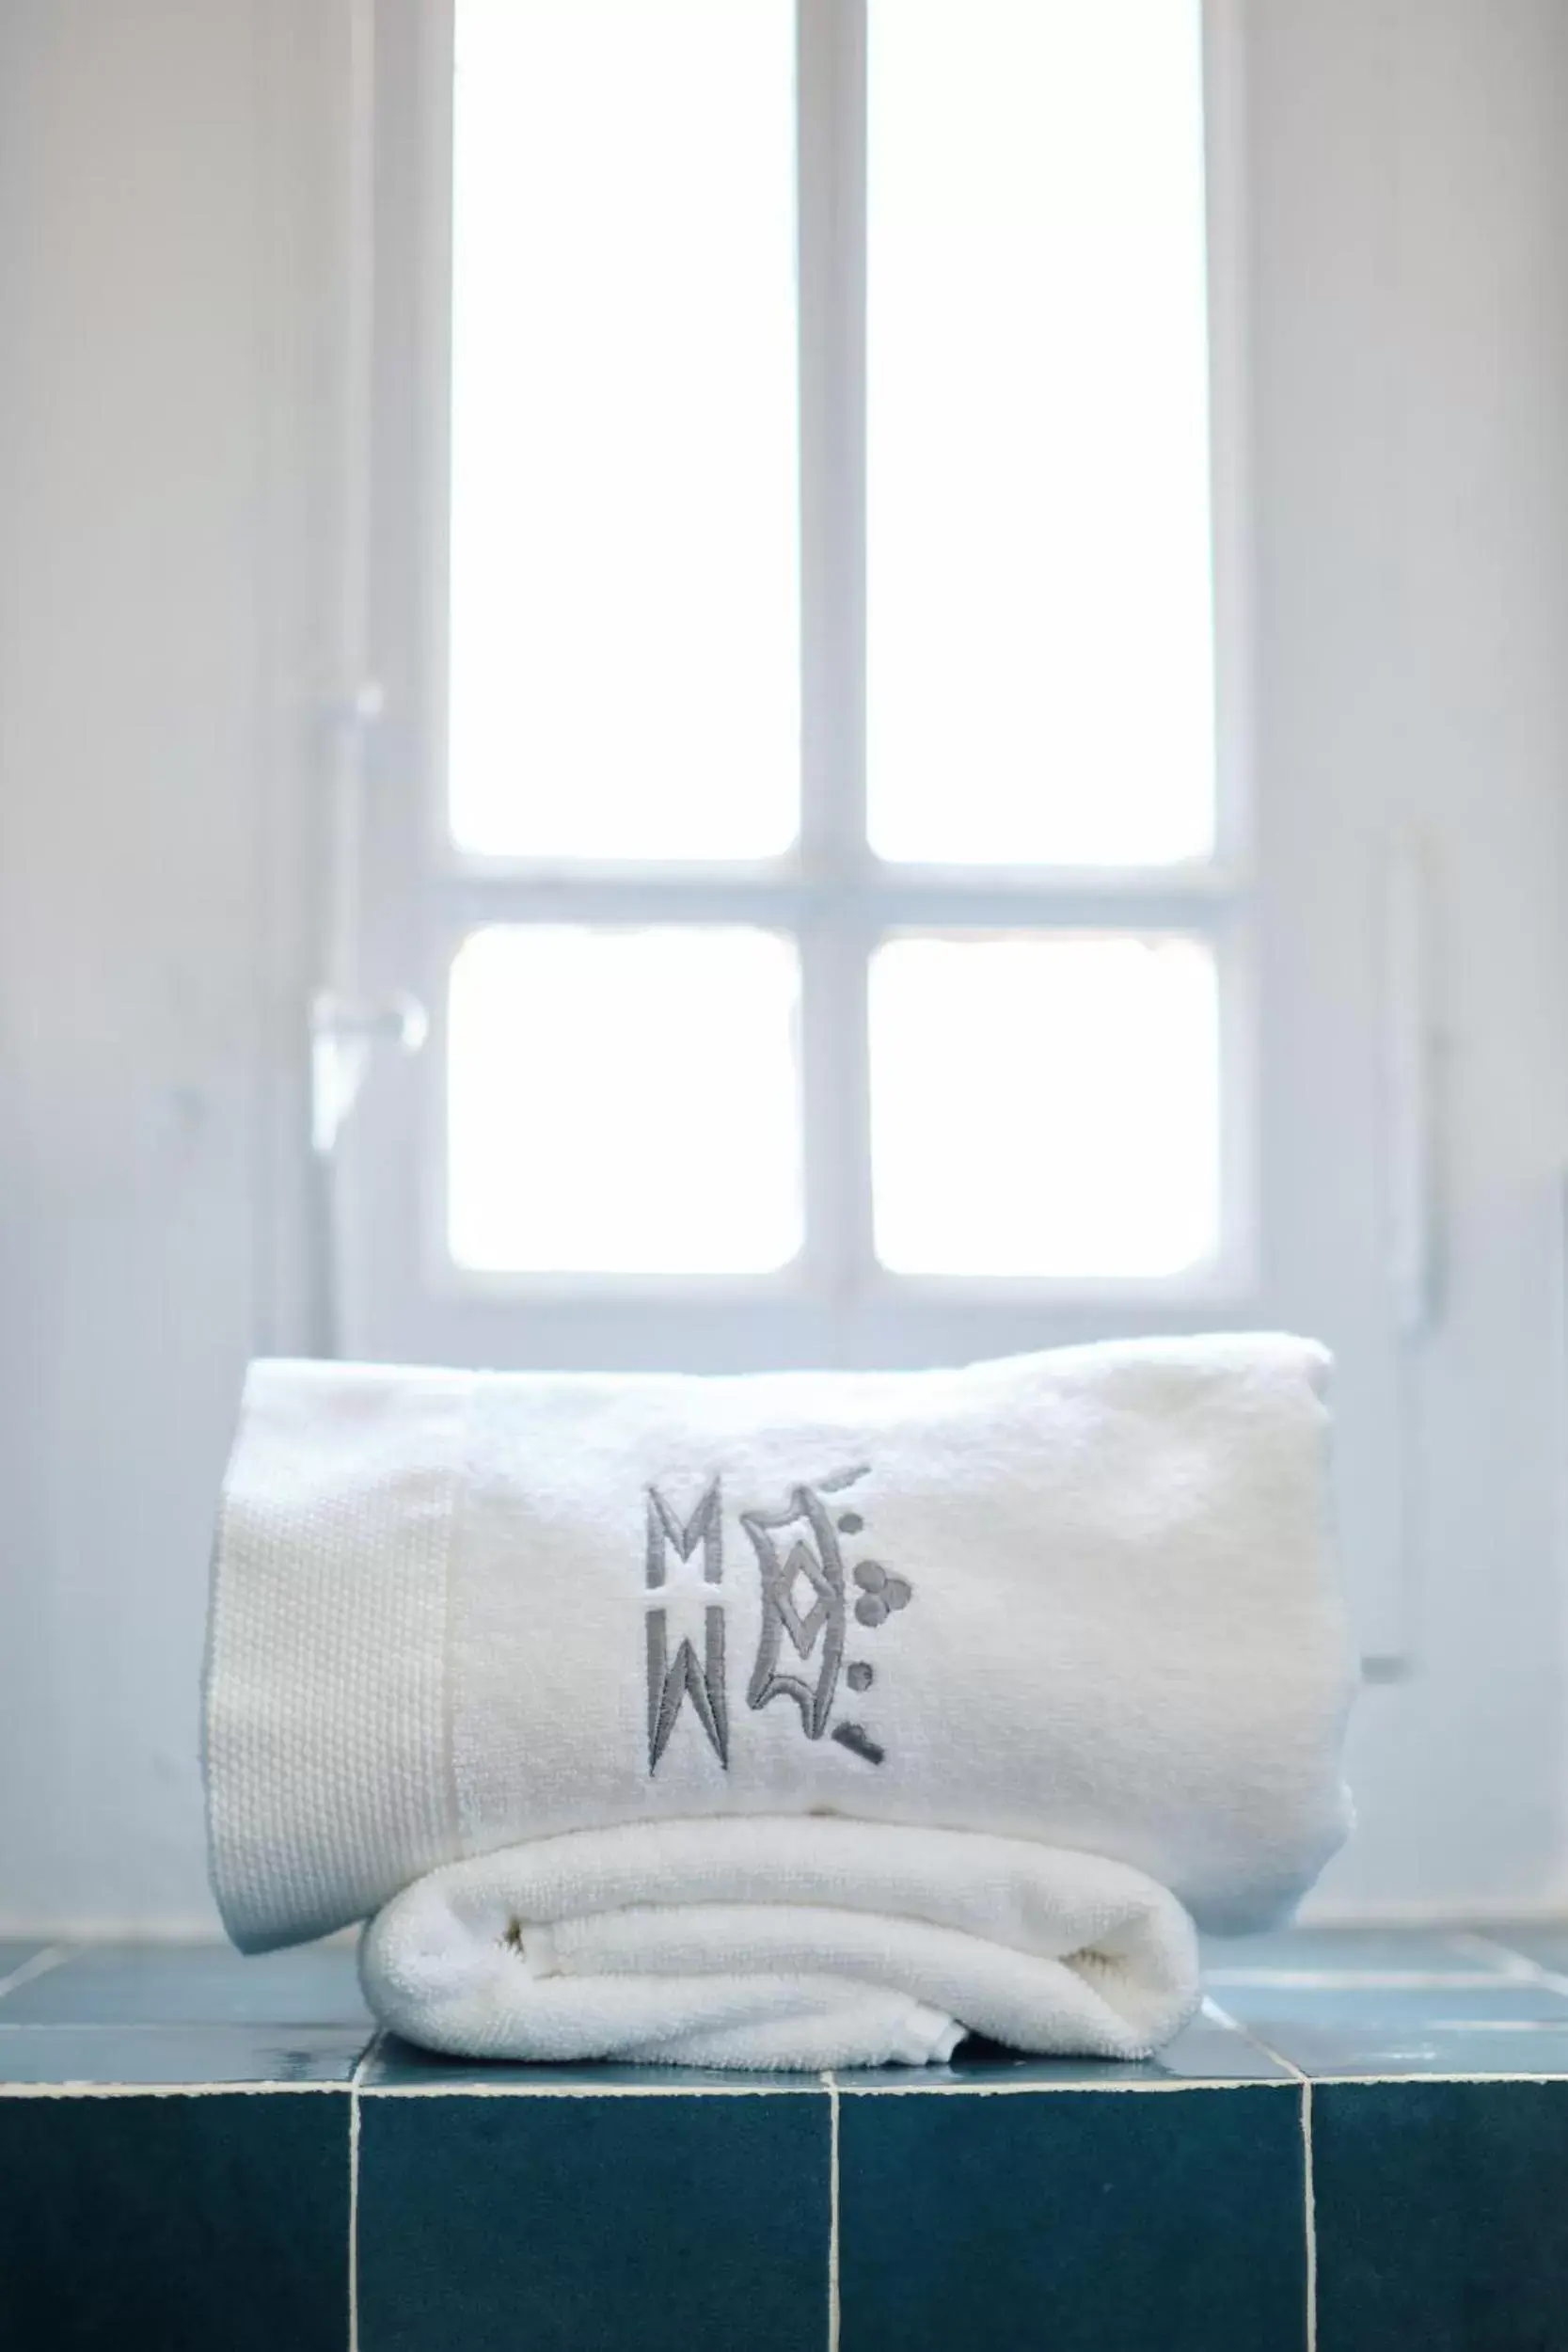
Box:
<box><xmin>322</xmin><ymin>0</ymin><xmax>1568</xmax><ymax>1907</ymax></box>
<box><xmin>343</xmin><ymin>0</ymin><xmax>1256</xmax><ymax>1375</ymax></box>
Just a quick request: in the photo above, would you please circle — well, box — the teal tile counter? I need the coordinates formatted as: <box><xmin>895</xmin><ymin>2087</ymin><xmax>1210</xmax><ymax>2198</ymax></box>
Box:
<box><xmin>4</xmin><ymin>1928</ymin><xmax>1568</xmax><ymax>2346</ymax></box>
<box><xmin>358</xmin><ymin>2083</ymin><xmax>830</xmax><ymax>2352</ymax></box>
<box><xmin>0</xmin><ymin>1940</ymin><xmax>374</xmax><ymax>2028</ymax></box>
<box><xmin>836</xmin><ymin>2072</ymin><xmax>1306</xmax><ymax>2351</ymax></box>
<box><xmin>0</xmin><ymin>2089</ymin><xmax>349</xmax><ymax>2350</ymax></box>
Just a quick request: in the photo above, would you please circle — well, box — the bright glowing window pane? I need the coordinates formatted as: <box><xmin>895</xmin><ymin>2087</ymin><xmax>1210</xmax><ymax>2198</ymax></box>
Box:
<box><xmin>869</xmin><ymin>935</ymin><xmax>1220</xmax><ymax>1274</ymax></box>
<box><xmin>866</xmin><ymin>0</ymin><xmax>1216</xmax><ymax>866</ymax></box>
<box><xmin>448</xmin><ymin>927</ymin><xmax>802</xmax><ymax>1272</ymax></box>
<box><xmin>449</xmin><ymin>0</ymin><xmax>800</xmax><ymax>862</ymax></box>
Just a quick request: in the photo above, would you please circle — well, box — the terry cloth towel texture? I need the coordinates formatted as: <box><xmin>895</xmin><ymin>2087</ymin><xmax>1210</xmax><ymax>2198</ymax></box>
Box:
<box><xmin>204</xmin><ymin>1334</ymin><xmax>1355</xmax><ymax>2068</ymax></box>
<box><xmin>359</xmin><ymin>1821</ymin><xmax>1200</xmax><ymax>2067</ymax></box>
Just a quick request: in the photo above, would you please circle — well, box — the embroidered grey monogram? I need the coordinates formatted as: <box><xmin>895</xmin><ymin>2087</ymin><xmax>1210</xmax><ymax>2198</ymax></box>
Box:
<box><xmin>643</xmin><ymin>1480</ymin><xmax>728</xmax><ymax>1772</ymax></box>
<box><xmin>641</xmin><ymin>1466</ymin><xmax>914</xmax><ymax>1775</ymax></box>
<box><xmin>645</xmin><ymin>1603</ymin><xmax>729</xmax><ymax>1772</ymax></box>
<box><xmin>852</xmin><ymin>1560</ymin><xmax>912</xmax><ymax>1627</ymax></box>
<box><xmin>831</xmin><ymin>1721</ymin><xmax>886</xmax><ymax>1766</ymax></box>
<box><xmin>740</xmin><ymin>1478</ymin><xmax>857</xmax><ymax>1738</ymax></box>
<box><xmin>645</xmin><ymin>1479</ymin><xmax>722</xmax><ymax>1588</ymax></box>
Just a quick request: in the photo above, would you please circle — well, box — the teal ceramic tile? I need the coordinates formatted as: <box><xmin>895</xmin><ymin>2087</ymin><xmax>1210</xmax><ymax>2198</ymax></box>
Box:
<box><xmin>837</xmin><ymin>2013</ymin><xmax>1293</xmax><ymax>2090</ymax></box>
<box><xmin>0</xmin><ymin>2024</ymin><xmax>370</xmax><ymax>2086</ymax></box>
<box><xmin>1217</xmin><ymin>1982</ymin><xmax>1568</xmax><ymax>2032</ymax></box>
<box><xmin>1232</xmin><ymin>2018</ymin><xmax>1568</xmax><ymax>2080</ymax></box>
<box><xmin>0</xmin><ymin>2088</ymin><xmax>349</xmax><ymax>2350</ymax></box>
<box><xmin>838</xmin><ymin>2078</ymin><xmax>1306</xmax><ymax>2351</ymax></box>
<box><xmin>2</xmin><ymin>1939</ymin><xmax>371</xmax><ymax>2026</ymax></box>
<box><xmin>1313</xmin><ymin>2078</ymin><xmax>1568</xmax><ymax>2348</ymax></box>
<box><xmin>1213</xmin><ymin>1981</ymin><xmax>1568</xmax><ymax>2077</ymax></box>
<box><xmin>365</xmin><ymin>2034</ymin><xmax>823</xmax><ymax>2093</ymax></box>
<box><xmin>357</xmin><ymin>2088</ymin><xmax>831</xmax><ymax>2351</ymax></box>
<box><xmin>1201</xmin><ymin>1927</ymin><xmax>1500</xmax><ymax>1978</ymax></box>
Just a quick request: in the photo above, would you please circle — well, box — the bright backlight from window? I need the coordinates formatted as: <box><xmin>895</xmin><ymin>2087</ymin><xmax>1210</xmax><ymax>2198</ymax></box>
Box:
<box><xmin>870</xmin><ymin>935</ymin><xmax>1220</xmax><ymax>1276</ymax></box>
<box><xmin>447</xmin><ymin>0</ymin><xmax>800</xmax><ymax>863</ymax></box>
<box><xmin>866</xmin><ymin>0</ymin><xmax>1216</xmax><ymax>866</ymax></box>
<box><xmin>448</xmin><ymin>927</ymin><xmax>803</xmax><ymax>1273</ymax></box>
<box><xmin>437</xmin><ymin>0</ymin><xmax>1227</xmax><ymax>1295</ymax></box>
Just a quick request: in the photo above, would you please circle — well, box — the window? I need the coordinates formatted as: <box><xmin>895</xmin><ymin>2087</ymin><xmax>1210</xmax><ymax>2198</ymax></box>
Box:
<box><xmin>318</xmin><ymin>0</ymin><xmax>1568</xmax><ymax>1912</ymax></box>
<box><xmin>343</xmin><ymin>0</ymin><xmax>1256</xmax><ymax>1377</ymax></box>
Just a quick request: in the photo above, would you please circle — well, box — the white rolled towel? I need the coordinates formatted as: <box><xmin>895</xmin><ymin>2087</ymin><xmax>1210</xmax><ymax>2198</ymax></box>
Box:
<box><xmin>204</xmin><ymin>1333</ymin><xmax>1355</xmax><ymax>2066</ymax></box>
<box><xmin>360</xmin><ymin>1820</ymin><xmax>1199</xmax><ymax>2068</ymax></box>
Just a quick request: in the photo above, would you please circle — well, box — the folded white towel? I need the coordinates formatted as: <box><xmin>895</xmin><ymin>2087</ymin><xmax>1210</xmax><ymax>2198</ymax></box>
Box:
<box><xmin>358</xmin><ymin>1819</ymin><xmax>1200</xmax><ymax>2068</ymax></box>
<box><xmin>204</xmin><ymin>1333</ymin><xmax>1354</xmax><ymax>2062</ymax></box>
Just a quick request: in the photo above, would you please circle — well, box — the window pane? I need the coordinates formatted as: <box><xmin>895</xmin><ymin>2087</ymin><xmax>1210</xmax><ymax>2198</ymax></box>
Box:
<box><xmin>448</xmin><ymin>927</ymin><xmax>802</xmax><ymax>1272</ymax></box>
<box><xmin>869</xmin><ymin>935</ymin><xmax>1219</xmax><ymax>1275</ymax></box>
<box><xmin>448</xmin><ymin>0</ymin><xmax>800</xmax><ymax>862</ymax></box>
<box><xmin>866</xmin><ymin>0</ymin><xmax>1216</xmax><ymax>866</ymax></box>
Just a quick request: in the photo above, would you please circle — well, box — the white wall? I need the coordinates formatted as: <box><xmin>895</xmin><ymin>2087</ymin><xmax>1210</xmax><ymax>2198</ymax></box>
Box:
<box><xmin>2</xmin><ymin>0</ymin><xmax>1568</xmax><ymax>1931</ymax></box>
<box><xmin>0</xmin><ymin>0</ymin><xmax>331</xmax><ymax>1931</ymax></box>
<box><xmin>1246</xmin><ymin>0</ymin><xmax>1568</xmax><ymax>1914</ymax></box>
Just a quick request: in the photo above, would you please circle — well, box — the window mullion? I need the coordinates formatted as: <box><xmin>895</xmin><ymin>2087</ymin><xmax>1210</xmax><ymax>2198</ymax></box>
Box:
<box><xmin>798</xmin><ymin>0</ymin><xmax>866</xmax><ymax>875</ymax></box>
<box><xmin>798</xmin><ymin>0</ymin><xmax>870</xmax><ymax>1329</ymax></box>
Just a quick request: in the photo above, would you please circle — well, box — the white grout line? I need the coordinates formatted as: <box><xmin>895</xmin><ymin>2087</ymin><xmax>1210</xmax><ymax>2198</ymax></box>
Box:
<box><xmin>1206</xmin><ymin>1997</ymin><xmax>1318</xmax><ymax>2351</ymax></box>
<box><xmin>1442</xmin><ymin>1931</ymin><xmax>1545</xmax><ymax>1979</ymax></box>
<box><xmin>0</xmin><ymin>2074</ymin><xmax>1303</xmax><ymax>2101</ymax></box>
<box><xmin>0</xmin><ymin>2079</ymin><xmax>353</xmax><ymax>2099</ymax></box>
<box><xmin>1275</xmin><ymin>2070</ymin><xmax>1568</xmax><ymax>2086</ymax></box>
<box><xmin>13</xmin><ymin>2064</ymin><xmax>1568</xmax><ymax>2100</ymax></box>
<box><xmin>0</xmin><ymin>1945</ymin><xmax>71</xmax><ymax>2003</ymax></box>
<box><xmin>1202</xmin><ymin>1997</ymin><xmax>1307</xmax><ymax>2076</ymax></box>
<box><xmin>1203</xmin><ymin>1969</ymin><xmax>1535</xmax><ymax>1991</ymax></box>
<box><xmin>830</xmin><ymin>2074</ymin><xmax>1293</xmax><ymax>2096</ymax></box>
<box><xmin>348</xmin><ymin>2035</ymin><xmax>378</xmax><ymax>2352</ymax></box>
<box><xmin>348</xmin><ymin>2090</ymin><xmax>361</xmax><ymax>2352</ymax></box>
<box><xmin>824</xmin><ymin>2071</ymin><xmax>841</xmax><ymax>2352</ymax></box>
<box><xmin>1447</xmin><ymin>1932</ymin><xmax>1568</xmax><ymax>1998</ymax></box>
<box><xmin>1302</xmin><ymin>2080</ymin><xmax>1318</xmax><ymax>2352</ymax></box>
<box><xmin>357</xmin><ymin>2075</ymin><xmax>828</xmax><ymax>2098</ymax></box>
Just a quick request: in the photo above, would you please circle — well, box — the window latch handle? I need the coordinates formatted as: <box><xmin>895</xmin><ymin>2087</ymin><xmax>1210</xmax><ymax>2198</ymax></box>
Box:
<box><xmin>309</xmin><ymin>989</ymin><xmax>428</xmax><ymax>1156</ymax></box>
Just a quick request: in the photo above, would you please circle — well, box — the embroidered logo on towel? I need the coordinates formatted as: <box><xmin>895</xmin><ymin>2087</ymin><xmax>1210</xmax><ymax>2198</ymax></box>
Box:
<box><xmin>643</xmin><ymin>1468</ymin><xmax>913</xmax><ymax>1775</ymax></box>
<box><xmin>644</xmin><ymin>1481</ymin><xmax>729</xmax><ymax>1772</ymax></box>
